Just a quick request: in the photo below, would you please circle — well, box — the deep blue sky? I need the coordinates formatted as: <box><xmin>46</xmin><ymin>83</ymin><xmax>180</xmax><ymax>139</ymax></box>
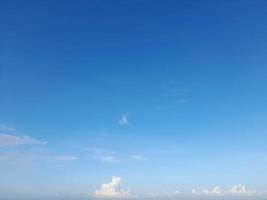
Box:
<box><xmin>0</xmin><ymin>0</ymin><xmax>267</xmax><ymax>199</ymax></box>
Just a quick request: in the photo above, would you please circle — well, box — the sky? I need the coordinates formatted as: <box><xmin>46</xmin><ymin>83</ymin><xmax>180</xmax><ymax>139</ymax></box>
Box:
<box><xmin>0</xmin><ymin>0</ymin><xmax>267</xmax><ymax>199</ymax></box>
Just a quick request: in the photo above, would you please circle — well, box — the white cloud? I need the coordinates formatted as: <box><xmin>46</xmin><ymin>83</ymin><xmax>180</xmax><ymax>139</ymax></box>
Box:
<box><xmin>206</xmin><ymin>186</ymin><xmax>222</xmax><ymax>195</ymax></box>
<box><xmin>94</xmin><ymin>155</ymin><xmax>118</xmax><ymax>163</ymax></box>
<box><xmin>94</xmin><ymin>176</ymin><xmax>130</xmax><ymax>198</ymax></box>
<box><xmin>0</xmin><ymin>124</ymin><xmax>16</xmax><ymax>132</ymax></box>
<box><xmin>0</xmin><ymin>133</ymin><xmax>46</xmax><ymax>147</ymax></box>
<box><xmin>192</xmin><ymin>186</ymin><xmax>222</xmax><ymax>195</ymax></box>
<box><xmin>87</xmin><ymin>148</ymin><xmax>115</xmax><ymax>155</ymax></box>
<box><xmin>192</xmin><ymin>184</ymin><xmax>257</xmax><ymax>196</ymax></box>
<box><xmin>88</xmin><ymin>148</ymin><xmax>145</xmax><ymax>163</ymax></box>
<box><xmin>148</xmin><ymin>190</ymin><xmax>180</xmax><ymax>198</ymax></box>
<box><xmin>0</xmin><ymin>151</ymin><xmax>40</xmax><ymax>162</ymax></box>
<box><xmin>55</xmin><ymin>156</ymin><xmax>79</xmax><ymax>161</ymax></box>
<box><xmin>129</xmin><ymin>155</ymin><xmax>144</xmax><ymax>161</ymax></box>
<box><xmin>118</xmin><ymin>114</ymin><xmax>129</xmax><ymax>125</ymax></box>
<box><xmin>87</xmin><ymin>148</ymin><xmax>119</xmax><ymax>163</ymax></box>
<box><xmin>192</xmin><ymin>189</ymin><xmax>197</xmax><ymax>195</ymax></box>
<box><xmin>230</xmin><ymin>184</ymin><xmax>256</xmax><ymax>195</ymax></box>
<box><xmin>0</xmin><ymin>151</ymin><xmax>79</xmax><ymax>163</ymax></box>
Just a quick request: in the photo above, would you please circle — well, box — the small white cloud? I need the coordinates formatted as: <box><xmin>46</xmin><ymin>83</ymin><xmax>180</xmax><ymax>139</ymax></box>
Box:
<box><xmin>192</xmin><ymin>186</ymin><xmax>222</xmax><ymax>195</ymax></box>
<box><xmin>94</xmin><ymin>176</ymin><xmax>130</xmax><ymax>198</ymax></box>
<box><xmin>230</xmin><ymin>184</ymin><xmax>256</xmax><ymax>195</ymax></box>
<box><xmin>207</xmin><ymin>186</ymin><xmax>222</xmax><ymax>195</ymax></box>
<box><xmin>119</xmin><ymin>114</ymin><xmax>129</xmax><ymax>125</ymax></box>
<box><xmin>0</xmin><ymin>133</ymin><xmax>46</xmax><ymax>147</ymax></box>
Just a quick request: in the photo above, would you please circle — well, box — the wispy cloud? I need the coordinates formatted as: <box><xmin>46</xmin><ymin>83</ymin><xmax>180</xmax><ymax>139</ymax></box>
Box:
<box><xmin>0</xmin><ymin>124</ymin><xmax>16</xmax><ymax>132</ymax></box>
<box><xmin>94</xmin><ymin>176</ymin><xmax>130</xmax><ymax>198</ymax></box>
<box><xmin>54</xmin><ymin>155</ymin><xmax>79</xmax><ymax>161</ymax></box>
<box><xmin>0</xmin><ymin>133</ymin><xmax>46</xmax><ymax>147</ymax></box>
<box><xmin>0</xmin><ymin>151</ymin><xmax>79</xmax><ymax>164</ymax></box>
<box><xmin>0</xmin><ymin>124</ymin><xmax>79</xmax><ymax>165</ymax></box>
<box><xmin>118</xmin><ymin>114</ymin><xmax>129</xmax><ymax>125</ymax></box>
<box><xmin>129</xmin><ymin>155</ymin><xmax>144</xmax><ymax>161</ymax></box>
<box><xmin>87</xmin><ymin>148</ymin><xmax>115</xmax><ymax>155</ymax></box>
<box><xmin>148</xmin><ymin>190</ymin><xmax>180</xmax><ymax>198</ymax></box>
<box><xmin>0</xmin><ymin>151</ymin><xmax>41</xmax><ymax>163</ymax></box>
<box><xmin>87</xmin><ymin>148</ymin><xmax>119</xmax><ymax>163</ymax></box>
<box><xmin>93</xmin><ymin>155</ymin><xmax>118</xmax><ymax>163</ymax></box>
<box><xmin>87</xmin><ymin>148</ymin><xmax>145</xmax><ymax>163</ymax></box>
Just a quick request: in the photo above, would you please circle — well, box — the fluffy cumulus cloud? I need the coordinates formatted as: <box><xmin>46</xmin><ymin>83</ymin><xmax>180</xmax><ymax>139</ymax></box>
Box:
<box><xmin>94</xmin><ymin>177</ymin><xmax>130</xmax><ymax>198</ymax></box>
<box><xmin>0</xmin><ymin>133</ymin><xmax>46</xmax><ymax>147</ymax></box>
<box><xmin>118</xmin><ymin>114</ymin><xmax>129</xmax><ymax>125</ymax></box>
<box><xmin>230</xmin><ymin>184</ymin><xmax>256</xmax><ymax>195</ymax></box>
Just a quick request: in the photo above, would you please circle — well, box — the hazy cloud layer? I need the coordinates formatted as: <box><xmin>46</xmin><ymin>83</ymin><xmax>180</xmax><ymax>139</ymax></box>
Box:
<box><xmin>192</xmin><ymin>184</ymin><xmax>256</xmax><ymax>196</ymax></box>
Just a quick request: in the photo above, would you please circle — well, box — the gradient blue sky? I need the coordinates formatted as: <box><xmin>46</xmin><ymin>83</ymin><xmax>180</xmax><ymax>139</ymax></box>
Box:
<box><xmin>1</xmin><ymin>0</ymin><xmax>267</xmax><ymax>199</ymax></box>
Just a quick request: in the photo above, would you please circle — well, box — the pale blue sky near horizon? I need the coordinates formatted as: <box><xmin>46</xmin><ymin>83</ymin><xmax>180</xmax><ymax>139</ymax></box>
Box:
<box><xmin>0</xmin><ymin>0</ymin><xmax>267</xmax><ymax>199</ymax></box>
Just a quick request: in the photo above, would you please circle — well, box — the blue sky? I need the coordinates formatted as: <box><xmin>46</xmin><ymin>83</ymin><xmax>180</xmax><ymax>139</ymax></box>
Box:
<box><xmin>0</xmin><ymin>0</ymin><xmax>267</xmax><ymax>199</ymax></box>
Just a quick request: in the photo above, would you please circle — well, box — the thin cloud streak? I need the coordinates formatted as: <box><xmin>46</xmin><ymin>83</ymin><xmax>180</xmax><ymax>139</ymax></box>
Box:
<box><xmin>87</xmin><ymin>148</ymin><xmax>145</xmax><ymax>163</ymax></box>
<box><xmin>0</xmin><ymin>124</ymin><xmax>16</xmax><ymax>132</ymax></box>
<box><xmin>0</xmin><ymin>133</ymin><xmax>47</xmax><ymax>147</ymax></box>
